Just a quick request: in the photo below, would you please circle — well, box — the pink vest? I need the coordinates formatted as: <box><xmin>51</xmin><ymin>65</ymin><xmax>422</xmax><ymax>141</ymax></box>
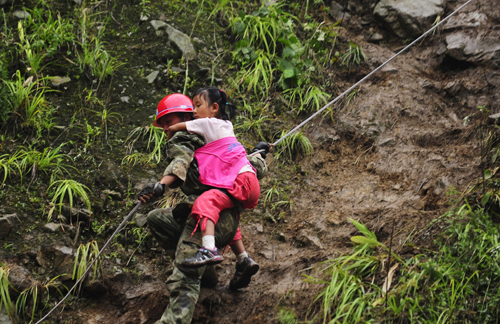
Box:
<box><xmin>194</xmin><ymin>137</ymin><xmax>254</xmax><ymax>189</ymax></box>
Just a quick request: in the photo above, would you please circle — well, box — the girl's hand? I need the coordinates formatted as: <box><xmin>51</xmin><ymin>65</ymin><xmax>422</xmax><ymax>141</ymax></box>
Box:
<box><xmin>167</xmin><ymin>128</ymin><xmax>176</xmax><ymax>140</ymax></box>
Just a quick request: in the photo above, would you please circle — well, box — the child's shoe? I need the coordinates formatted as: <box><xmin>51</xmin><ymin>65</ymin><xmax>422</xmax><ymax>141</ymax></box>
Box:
<box><xmin>181</xmin><ymin>247</ymin><xmax>223</xmax><ymax>268</ymax></box>
<box><xmin>229</xmin><ymin>256</ymin><xmax>259</xmax><ymax>290</ymax></box>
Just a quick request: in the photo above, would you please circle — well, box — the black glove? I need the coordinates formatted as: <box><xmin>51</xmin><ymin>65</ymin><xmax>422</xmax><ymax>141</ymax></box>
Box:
<box><xmin>251</xmin><ymin>142</ymin><xmax>270</xmax><ymax>159</ymax></box>
<box><xmin>138</xmin><ymin>182</ymin><xmax>166</xmax><ymax>202</ymax></box>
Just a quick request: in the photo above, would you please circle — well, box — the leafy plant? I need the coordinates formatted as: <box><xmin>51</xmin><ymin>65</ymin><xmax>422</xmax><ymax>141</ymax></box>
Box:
<box><xmin>0</xmin><ymin>265</ymin><xmax>15</xmax><ymax>320</ymax></box>
<box><xmin>94</xmin><ymin>108</ymin><xmax>123</xmax><ymax>141</ymax></box>
<box><xmin>15</xmin><ymin>276</ymin><xmax>66</xmax><ymax>323</ymax></box>
<box><xmin>236</xmin><ymin>49</ymin><xmax>275</xmax><ymax>97</ymax></box>
<box><xmin>47</xmin><ymin>179</ymin><xmax>91</xmax><ymax>221</ymax></box>
<box><xmin>19</xmin><ymin>144</ymin><xmax>74</xmax><ymax>181</ymax></box>
<box><xmin>263</xmin><ymin>185</ymin><xmax>291</xmax><ymax>222</ymax></box>
<box><xmin>231</xmin><ymin>4</ymin><xmax>293</xmax><ymax>55</ymax></box>
<box><xmin>0</xmin><ymin>151</ymin><xmax>25</xmax><ymax>185</ymax></box>
<box><xmin>278</xmin><ymin>308</ymin><xmax>298</xmax><ymax>324</ymax></box>
<box><xmin>72</xmin><ymin>241</ymin><xmax>101</xmax><ymax>294</ymax></box>
<box><xmin>24</xmin><ymin>5</ymin><xmax>75</xmax><ymax>57</ymax></box>
<box><xmin>124</xmin><ymin>124</ymin><xmax>168</xmax><ymax>164</ymax></box>
<box><xmin>340</xmin><ymin>41</ymin><xmax>366</xmax><ymax>70</ymax></box>
<box><xmin>235</xmin><ymin>113</ymin><xmax>271</xmax><ymax>141</ymax></box>
<box><xmin>17</xmin><ymin>21</ymin><xmax>47</xmax><ymax>76</ymax></box>
<box><xmin>274</xmin><ymin>130</ymin><xmax>313</xmax><ymax>160</ymax></box>
<box><xmin>4</xmin><ymin>71</ymin><xmax>54</xmax><ymax>131</ymax></box>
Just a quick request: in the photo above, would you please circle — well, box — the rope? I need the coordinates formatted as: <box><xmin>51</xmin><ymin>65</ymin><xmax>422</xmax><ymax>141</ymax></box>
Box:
<box><xmin>35</xmin><ymin>201</ymin><xmax>142</xmax><ymax>324</ymax></box>
<box><xmin>259</xmin><ymin>0</ymin><xmax>476</xmax><ymax>152</ymax></box>
<box><xmin>37</xmin><ymin>0</ymin><xmax>475</xmax><ymax>321</ymax></box>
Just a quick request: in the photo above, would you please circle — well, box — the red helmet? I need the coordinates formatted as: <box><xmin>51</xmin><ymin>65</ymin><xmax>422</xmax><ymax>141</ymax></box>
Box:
<box><xmin>153</xmin><ymin>93</ymin><xmax>194</xmax><ymax>127</ymax></box>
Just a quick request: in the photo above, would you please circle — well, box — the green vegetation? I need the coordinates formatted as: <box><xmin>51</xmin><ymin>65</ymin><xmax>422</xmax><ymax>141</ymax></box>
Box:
<box><xmin>19</xmin><ymin>144</ymin><xmax>74</xmax><ymax>180</ymax></box>
<box><xmin>123</xmin><ymin>124</ymin><xmax>168</xmax><ymax>166</ymax></box>
<box><xmin>73</xmin><ymin>241</ymin><xmax>102</xmax><ymax>293</ymax></box>
<box><xmin>274</xmin><ymin>130</ymin><xmax>314</xmax><ymax>160</ymax></box>
<box><xmin>340</xmin><ymin>41</ymin><xmax>366</xmax><ymax>70</ymax></box>
<box><xmin>16</xmin><ymin>276</ymin><xmax>66</xmax><ymax>323</ymax></box>
<box><xmin>47</xmin><ymin>179</ymin><xmax>91</xmax><ymax>221</ymax></box>
<box><xmin>306</xmin><ymin>190</ymin><xmax>500</xmax><ymax>323</ymax></box>
<box><xmin>0</xmin><ymin>265</ymin><xmax>14</xmax><ymax>320</ymax></box>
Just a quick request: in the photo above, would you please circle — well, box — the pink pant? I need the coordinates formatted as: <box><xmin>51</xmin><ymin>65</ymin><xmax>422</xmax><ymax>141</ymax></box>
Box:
<box><xmin>192</xmin><ymin>172</ymin><xmax>260</xmax><ymax>244</ymax></box>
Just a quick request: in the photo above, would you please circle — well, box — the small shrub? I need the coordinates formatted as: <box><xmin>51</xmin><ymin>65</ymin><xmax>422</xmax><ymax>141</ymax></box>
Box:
<box><xmin>275</xmin><ymin>130</ymin><xmax>313</xmax><ymax>160</ymax></box>
<box><xmin>0</xmin><ymin>265</ymin><xmax>15</xmax><ymax>320</ymax></box>
<box><xmin>19</xmin><ymin>144</ymin><xmax>74</xmax><ymax>180</ymax></box>
<box><xmin>340</xmin><ymin>41</ymin><xmax>366</xmax><ymax>70</ymax></box>
<box><xmin>73</xmin><ymin>241</ymin><xmax>101</xmax><ymax>294</ymax></box>
<box><xmin>47</xmin><ymin>179</ymin><xmax>91</xmax><ymax>221</ymax></box>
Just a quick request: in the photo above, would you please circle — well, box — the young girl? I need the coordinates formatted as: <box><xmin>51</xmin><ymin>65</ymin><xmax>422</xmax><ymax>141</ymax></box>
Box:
<box><xmin>166</xmin><ymin>87</ymin><xmax>261</xmax><ymax>275</ymax></box>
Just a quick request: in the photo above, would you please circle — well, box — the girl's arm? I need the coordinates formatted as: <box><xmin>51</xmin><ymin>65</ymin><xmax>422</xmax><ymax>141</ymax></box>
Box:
<box><xmin>167</xmin><ymin>122</ymin><xmax>187</xmax><ymax>139</ymax></box>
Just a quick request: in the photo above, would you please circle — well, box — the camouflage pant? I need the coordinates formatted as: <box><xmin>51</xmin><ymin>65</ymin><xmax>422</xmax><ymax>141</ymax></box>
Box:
<box><xmin>147</xmin><ymin>201</ymin><xmax>239</xmax><ymax>324</ymax></box>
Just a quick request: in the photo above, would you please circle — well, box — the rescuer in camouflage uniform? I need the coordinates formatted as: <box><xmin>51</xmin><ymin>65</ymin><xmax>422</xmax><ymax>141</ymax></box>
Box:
<box><xmin>138</xmin><ymin>94</ymin><xmax>268</xmax><ymax>324</ymax></box>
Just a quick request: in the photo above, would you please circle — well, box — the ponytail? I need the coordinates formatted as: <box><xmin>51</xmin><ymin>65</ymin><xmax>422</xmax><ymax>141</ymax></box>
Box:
<box><xmin>193</xmin><ymin>87</ymin><xmax>238</xmax><ymax>121</ymax></box>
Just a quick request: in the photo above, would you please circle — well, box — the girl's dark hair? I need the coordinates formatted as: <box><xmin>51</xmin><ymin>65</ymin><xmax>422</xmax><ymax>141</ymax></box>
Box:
<box><xmin>193</xmin><ymin>87</ymin><xmax>237</xmax><ymax>121</ymax></box>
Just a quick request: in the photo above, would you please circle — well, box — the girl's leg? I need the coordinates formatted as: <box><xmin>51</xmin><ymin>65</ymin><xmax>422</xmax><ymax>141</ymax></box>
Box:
<box><xmin>182</xmin><ymin>190</ymin><xmax>234</xmax><ymax>267</ymax></box>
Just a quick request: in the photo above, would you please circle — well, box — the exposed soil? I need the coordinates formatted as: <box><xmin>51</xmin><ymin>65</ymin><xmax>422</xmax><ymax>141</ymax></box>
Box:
<box><xmin>1</xmin><ymin>0</ymin><xmax>499</xmax><ymax>323</ymax></box>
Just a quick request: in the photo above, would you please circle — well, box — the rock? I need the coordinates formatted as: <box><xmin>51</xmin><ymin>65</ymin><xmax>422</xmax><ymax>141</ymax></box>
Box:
<box><xmin>489</xmin><ymin>112</ymin><xmax>500</xmax><ymax>120</ymax></box>
<box><xmin>445</xmin><ymin>32</ymin><xmax>500</xmax><ymax>67</ymax></box>
<box><xmin>262</xmin><ymin>0</ymin><xmax>278</xmax><ymax>6</ymax></box>
<box><xmin>255</xmin><ymin>224</ymin><xmax>264</xmax><ymax>233</ymax></box>
<box><xmin>133</xmin><ymin>213</ymin><xmax>148</xmax><ymax>227</ymax></box>
<box><xmin>296</xmin><ymin>230</ymin><xmax>324</xmax><ymax>249</ymax></box>
<box><xmin>381</xmin><ymin>64</ymin><xmax>398</xmax><ymax>74</ymax></box>
<box><xmin>443</xmin><ymin>12</ymin><xmax>487</xmax><ymax>31</ymax></box>
<box><xmin>140</xmin><ymin>14</ymin><xmax>149</xmax><ymax>21</ymax></box>
<box><xmin>150</xmin><ymin>20</ymin><xmax>168</xmax><ymax>30</ymax></box>
<box><xmin>150</xmin><ymin>21</ymin><xmax>197</xmax><ymax>61</ymax></box>
<box><xmin>146</xmin><ymin>71</ymin><xmax>159</xmax><ymax>84</ymax></box>
<box><xmin>377</xmin><ymin>137</ymin><xmax>395</xmax><ymax>147</ymax></box>
<box><xmin>45</xmin><ymin>222</ymin><xmax>61</xmax><ymax>232</ymax></box>
<box><xmin>60</xmin><ymin>205</ymin><xmax>91</xmax><ymax>223</ymax></box>
<box><xmin>330</xmin><ymin>1</ymin><xmax>351</xmax><ymax>22</ymax></box>
<box><xmin>0</xmin><ymin>213</ymin><xmax>19</xmax><ymax>237</ymax></box>
<box><xmin>36</xmin><ymin>245</ymin><xmax>74</xmax><ymax>280</ymax></box>
<box><xmin>374</xmin><ymin>0</ymin><xmax>446</xmax><ymax>39</ymax></box>
<box><xmin>102</xmin><ymin>189</ymin><xmax>122</xmax><ymax>200</ymax></box>
<box><xmin>0</xmin><ymin>309</ymin><xmax>11</xmax><ymax>324</ymax></box>
<box><xmin>171</xmin><ymin>66</ymin><xmax>185</xmax><ymax>73</ymax></box>
<box><xmin>7</xmin><ymin>264</ymin><xmax>32</xmax><ymax>292</ymax></box>
<box><xmin>49</xmin><ymin>76</ymin><xmax>71</xmax><ymax>87</ymax></box>
<box><xmin>13</xmin><ymin>10</ymin><xmax>30</xmax><ymax>19</ymax></box>
<box><xmin>120</xmin><ymin>96</ymin><xmax>130</xmax><ymax>103</ymax></box>
<box><xmin>367</xmin><ymin>33</ymin><xmax>384</xmax><ymax>43</ymax></box>
<box><xmin>443</xmin><ymin>81</ymin><xmax>461</xmax><ymax>96</ymax></box>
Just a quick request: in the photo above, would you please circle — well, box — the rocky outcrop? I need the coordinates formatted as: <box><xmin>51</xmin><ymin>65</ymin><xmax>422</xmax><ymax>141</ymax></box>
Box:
<box><xmin>36</xmin><ymin>245</ymin><xmax>74</xmax><ymax>280</ymax></box>
<box><xmin>445</xmin><ymin>31</ymin><xmax>500</xmax><ymax>68</ymax></box>
<box><xmin>330</xmin><ymin>1</ymin><xmax>351</xmax><ymax>22</ymax></box>
<box><xmin>374</xmin><ymin>0</ymin><xmax>446</xmax><ymax>39</ymax></box>
<box><xmin>0</xmin><ymin>213</ymin><xmax>20</xmax><ymax>237</ymax></box>
<box><xmin>150</xmin><ymin>21</ymin><xmax>197</xmax><ymax>60</ymax></box>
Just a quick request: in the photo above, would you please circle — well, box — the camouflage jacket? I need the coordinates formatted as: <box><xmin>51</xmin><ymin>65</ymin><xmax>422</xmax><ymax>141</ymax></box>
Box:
<box><xmin>163</xmin><ymin>131</ymin><xmax>268</xmax><ymax>200</ymax></box>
